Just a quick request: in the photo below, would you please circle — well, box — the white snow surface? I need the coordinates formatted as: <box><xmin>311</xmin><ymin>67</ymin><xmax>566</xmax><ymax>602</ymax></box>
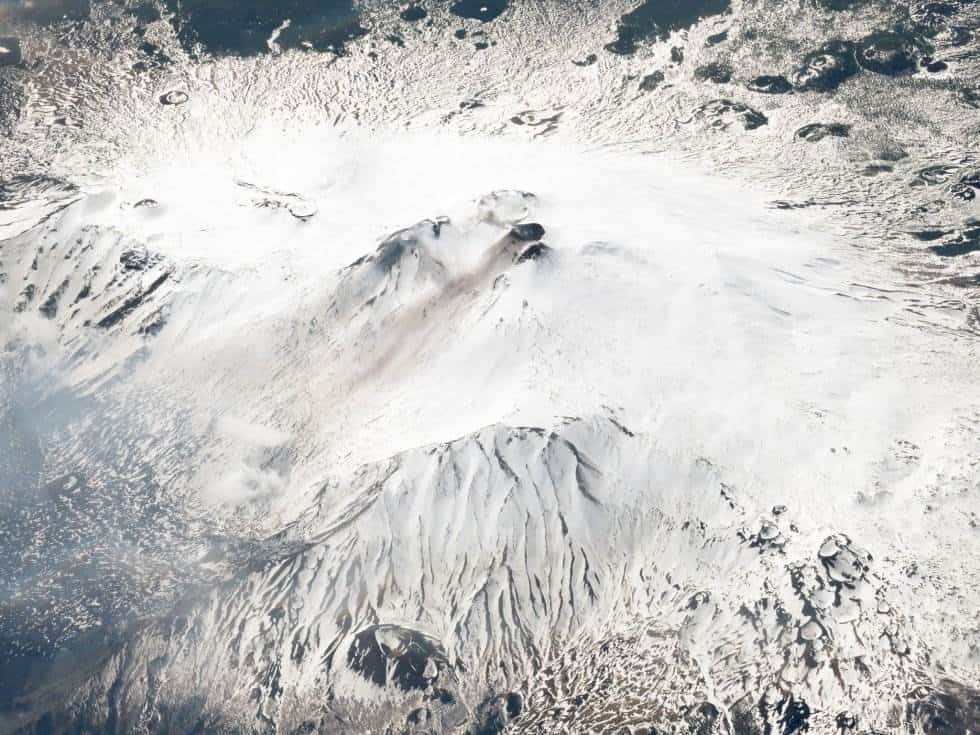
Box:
<box><xmin>2</xmin><ymin>91</ymin><xmax>979</xmax><ymax>735</ymax></box>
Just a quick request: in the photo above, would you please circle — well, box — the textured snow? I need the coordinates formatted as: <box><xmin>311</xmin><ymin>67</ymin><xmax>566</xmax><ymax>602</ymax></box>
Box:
<box><xmin>2</xmin><ymin>123</ymin><xmax>979</xmax><ymax>732</ymax></box>
<box><xmin>2</xmin><ymin>1</ymin><xmax>980</xmax><ymax>733</ymax></box>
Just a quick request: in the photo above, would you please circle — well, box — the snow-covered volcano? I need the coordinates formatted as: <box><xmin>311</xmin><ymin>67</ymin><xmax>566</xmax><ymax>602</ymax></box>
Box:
<box><xmin>2</xmin><ymin>1</ymin><xmax>980</xmax><ymax>733</ymax></box>
<box><xmin>2</xmin><ymin>126</ymin><xmax>978</xmax><ymax>734</ymax></box>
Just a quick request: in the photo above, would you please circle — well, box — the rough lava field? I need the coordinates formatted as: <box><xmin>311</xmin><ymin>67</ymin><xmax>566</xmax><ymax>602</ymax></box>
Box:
<box><xmin>1</xmin><ymin>1</ymin><xmax>980</xmax><ymax>733</ymax></box>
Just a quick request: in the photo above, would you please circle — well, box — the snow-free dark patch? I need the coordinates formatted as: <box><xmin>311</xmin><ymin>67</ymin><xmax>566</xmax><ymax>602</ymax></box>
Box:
<box><xmin>605</xmin><ymin>0</ymin><xmax>732</xmax><ymax>56</ymax></box>
<box><xmin>163</xmin><ymin>0</ymin><xmax>366</xmax><ymax>57</ymax></box>
<box><xmin>449</xmin><ymin>0</ymin><xmax>509</xmax><ymax>22</ymax></box>
<box><xmin>0</xmin><ymin>38</ymin><xmax>22</xmax><ymax>67</ymax></box>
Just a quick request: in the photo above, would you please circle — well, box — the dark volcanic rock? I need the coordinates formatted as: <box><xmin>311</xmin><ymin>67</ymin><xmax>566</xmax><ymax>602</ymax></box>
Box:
<box><xmin>814</xmin><ymin>0</ymin><xmax>867</xmax><ymax>9</ymax></box>
<box><xmin>0</xmin><ymin>38</ymin><xmax>22</xmax><ymax>67</ymax></box>
<box><xmin>706</xmin><ymin>29</ymin><xmax>729</xmax><ymax>46</ymax></box>
<box><xmin>96</xmin><ymin>271</ymin><xmax>171</xmax><ymax>329</ymax></box>
<box><xmin>836</xmin><ymin>711</ymin><xmax>859</xmax><ymax>731</ymax></box>
<box><xmin>957</xmin><ymin>85</ymin><xmax>980</xmax><ymax>108</ymax></box>
<box><xmin>694</xmin><ymin>62</ymin><xmax>733</xmax><ymax>83</ymax></box>
<box><xmin>911</xmin><ymin>228</ymin><xmax>950</xmax><ymax>242</ymax></box>
<box><xmin>14</xmin><ymin>284</ymin><xmax>36</xmax><ymax>313</ymax></box>
<box><xmin>474</xmin><ymin>692</ymin><xmax>524</xmax><ymax>733</ymax></box>
<box><xmin>120</xmin><ymin>248</ymin><xmax>153</xmax><ymax>271</ymax></box>
<box><xmin>779</xmin><ymin>696</ymin><xmax>813</xmax><ymax>734</ymax></box>
<box><xmin>855</xmin><ymin>30</ymin><xmax>930</xmax><ymax>75</ymax></box>
<box><xmin>817</xmin><ymin>534</ymin><xmax>871</xmax><ymax>585</ymax></box>
<box><xmin>792</xmin><ymin>41</ymin><xmax>860</xmax><ymax>92</ymax></box>
<box><xmin>795</xmin><ymin>122</ymin><xmax>851</xmax><ymax>142</ymax></box>
<box><xmin>605</xmin><ymin>0</ymin><xmax>732</xmax><ymax>55</ymax></box>
<box><xmin>861</xmin><ymin>163</ymin><xmax>893</xmax><ymax>177</ymax></box>
<box><xmin>510</xmin><ymin>223</ymin><xmax>545</xmax><ymax>241</ymax></box>
<box><xmin>132</xmin><ymin>2</ymin><xmax>161</xmax><ymax>25</ymax></box>
<box><xmin>347</xmin><ymin>625</ymin><xmax>448</xmax><ymax>691</ymax></box>
<box><xmin>399</xmin><ymin>4</ymin><xmax>427</xmax><ymax>22</ymax></box>
<box><xmin>360</xmin><ymin>219</ymin><xmax>443</xmax><ymax>271</ymax></box>
<box><xmin>38</xmin><ymin>280</ymin><xmax>69</xmax><ymax>319</ymax></box>
<box><xmin>911</xmin><ymin>0</ymin><xmax>959</xmax><ymax>25</ymax></box>
<box><xmin>747</xmin><ymin>74</ymin><xmax>793</xmax><ymax>93</ymax></box>
<box><xmin>640</xmin><ymin>70</ymin><xmax>665</xmax><ymax>90</ymax></box>
<box><xmin>911</xmin><ymin>164</ymin><xmax>958</xmax><ymax>187</ymax></box>
<box><xmin>951</xmin><ymin>183</ymin><xmax>976</xmax><ymax>201</ymax></box>
<box><xmin>159</xmin><ymin>90</ymin><xmax>189</xmax><ymax>106</ymax></box>
<box><xmin>929</xmin><ymin>221</ymin><xmax>980</xmax><ymax>257</ymax></box>
<box><xmin>516</xmin><ymin>243</ymin><xmax>552</xmax><ymax>263</ymax></box>
<box><xmin>509</xmin><ymin>110</ymin><xmax>561</xmax><ymax>134</ymax></box>
<box><xmin>449</xmin><ymin>0</ymin><xmax>508</xmax><ymax>22</ymax></box>
<box><xmin>164</xmin><ymin>0</ymin><xmax>366</xmax><ymax>57</ymax></box>
<box><xmin>685</xmin><ymin>701</ymin><xmax>722</xmax><ymax>733</ymax></box>
<box><xmin>693</xmin><ymin>98</ymin><xmax>768</xmax><ymax>130</ymax></box>
<box><xmin>909</xmin><ymin>679</ymin><xmax>980</xmax><ymax>735</ymax></box>
<box><xmin>958</xmin><ymin>171</ymin><xmax>980</xmax><ymax>192</ymax></box>
<box><xmin>133</xmin><ymin>41</ymin><xmax>172</xmax><ymax>72</ymax></box>
<box><xmin>731</xmin><ymin>693</ymin><xmax>814</xmax><ymax>735</ymax></box>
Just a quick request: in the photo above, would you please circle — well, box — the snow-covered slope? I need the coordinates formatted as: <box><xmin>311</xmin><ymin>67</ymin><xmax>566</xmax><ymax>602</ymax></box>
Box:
<box><xmin>4</xmin><ymin>0</ymin><xmax>980</xmax><ymax>727</ymax></box>
<box><xmin>1</xmin><ymin>123</ymin><xmax>978</xmax><ymax>733</ymax></box>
